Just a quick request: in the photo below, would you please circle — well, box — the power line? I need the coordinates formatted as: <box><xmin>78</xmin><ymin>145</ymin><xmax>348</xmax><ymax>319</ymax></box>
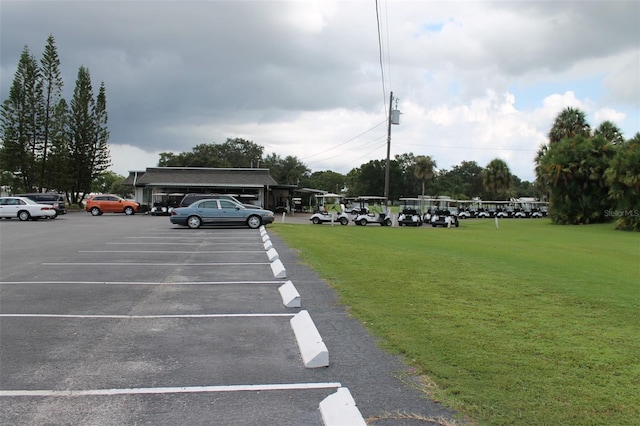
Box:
<box><xmin>396</xmin><ymin>142</ymin><xmax>537</xmax><ymax>152</ymax></box>
<box><xmin>300</xmin><ymin>119</ymin><xmax>387</xmax><ymax>162</ymax></box>
<box><xmin>375</xmin><ymin>0</ymin><xmax>387</xmax><ymax>112</ymax></box>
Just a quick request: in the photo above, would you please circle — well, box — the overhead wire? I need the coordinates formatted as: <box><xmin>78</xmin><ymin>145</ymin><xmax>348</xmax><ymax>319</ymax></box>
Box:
<box><xmin>297</xmin><ymin>0</ymin><xmax>395</xmax><ymax>171</ymax></box>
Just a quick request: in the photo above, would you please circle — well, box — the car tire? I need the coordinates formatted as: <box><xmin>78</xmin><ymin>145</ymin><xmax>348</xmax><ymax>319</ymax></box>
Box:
<box><xmin>312</xmin><ymin>217</ymin><xmax>321</xmax><ymax>225</ymax></box>
<box><xmin>90</xmin><ymin>207</ymin><xmax>101</xmax><ymax>216</ymax></box>
<box><xmin>247</xmin><ymin>215</ymin><xmax>261</xmax><ymax>229</ymax></box>
<box><xmin>18</xmin><ymin>210</ymin><xmax>31</xmax><ymax>221</ymax></box>
<box><xmin>187</xmin><ymin>215</ymin><xmax>201</xmax><ymax>229</ymax></box>
<box><xmin>339</xmin><ymin>217</ymin><xmax>348</xmax><ymax>226</ymax></box>
<box><xmin>124</xmin><ymin>206</ymin><xmax>134</xmax><ymax>215</ymax></box>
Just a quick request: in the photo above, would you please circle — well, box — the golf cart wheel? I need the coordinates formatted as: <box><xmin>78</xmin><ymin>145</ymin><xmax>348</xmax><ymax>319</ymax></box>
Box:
<box><xmin>385</xmin><ymin>218</ymin><xmax>392</xmax><ymax>226</ymax></box>
<box><xmin>359</xmin><ymin>218</ymin><xmax>368</xmax><ymax>226</ymax></box>
<box><xmin>339</xmin><ymin>217</ymin><xmax>348</xmax><ymax>226</ymax></box>
<box><xmin>312</xmin><ymin>217</ymin><xmax>321</xmax><ymax>225</ymax></box>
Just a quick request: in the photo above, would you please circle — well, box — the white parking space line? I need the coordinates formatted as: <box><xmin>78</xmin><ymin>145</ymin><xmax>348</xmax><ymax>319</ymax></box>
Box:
<box><xmin>41</xmin><ymin>262</ymin><xmax>271</xmax><ymax>266</ymax></box>
<box><xmin>105</xmin><ymin>242</ymin><xmax>262</xmax><ymax>246</ymax></box>
<box><xmin>0</xmin><ymin>382</ymin><xmax>343</xmax><ymax>397</ymax></box>
<box><xmin>0</xmin><ymin>281</ymin><xmax>286</xmax><ymax>285</ymax></box>
<box><xmin>125</xmin><ymin>236</ymin><xmax>261</xmax><ymax>241</ymax></box>
<box><xmin>0</xmin><ymin>313</ymin><xmax>295</xmax><ymax>319</ymax></box>
<box><xmin>79</xmin><ymin>250</ymin><xmax>266</xmax><ymax>254</ymax></box>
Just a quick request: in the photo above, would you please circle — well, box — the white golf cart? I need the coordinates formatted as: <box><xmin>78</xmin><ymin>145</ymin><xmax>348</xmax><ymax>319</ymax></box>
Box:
<box><xmin>309</xmin><ymin>193</ymin><xmax>350</xmax><ymax>225</ymax></box>
<box><xmin>149</xmin><ymin>193</ymin><xmax>183</xmax><ymax>216</ymax></box>
<box><xmin>398</xmin><ymin>198</ymin><xmax>423</xmax><ymax>226</ymax></box>
<box><xmin>352</xmin><ymin>196</ymin><xmax>393</xmax><ymax>226</ymax></box>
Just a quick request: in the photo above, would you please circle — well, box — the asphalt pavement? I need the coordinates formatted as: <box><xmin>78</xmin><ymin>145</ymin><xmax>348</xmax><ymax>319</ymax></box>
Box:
<box><xmin>0</xmin><ymin>211</ymin><xmax>458</xmax><ymax>425</ymax></box>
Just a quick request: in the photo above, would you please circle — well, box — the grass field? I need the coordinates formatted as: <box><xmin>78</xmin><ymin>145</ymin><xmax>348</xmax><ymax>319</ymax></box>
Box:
<box><xmin>271</xmin><ymin>219</ymin><xmax>639</xmax><ymax>425</ymax></box>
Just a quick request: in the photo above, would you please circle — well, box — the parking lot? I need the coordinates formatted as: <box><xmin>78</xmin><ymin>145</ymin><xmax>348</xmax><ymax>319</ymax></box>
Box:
<box><xmin>0</xmin><ymin>213</ymin><xmax>455</xmax><ymax>425</ymax></box>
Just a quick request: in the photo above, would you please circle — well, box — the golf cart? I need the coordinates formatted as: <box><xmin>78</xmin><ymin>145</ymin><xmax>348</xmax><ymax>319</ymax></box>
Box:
<box><xmin>398</xmin><ymin>198</ymin><xmax>423</xmax><ymax>226</ymax></box>
<box><xmin>352</xmin><ymin>196</ymin><xmax>392</xmax><ymax>226</ymax></box>
<box><xmin>309</xmin><ymin>193</ymin><xmax>350</xmax><ymax>225</ymax></box>
<box><xmin>149</xmin><ymin>193</ymin><xmax>183</xmax><ymax>216</ymax></box>
<box><xmin>429</xmin><ymin>208</ymin><xmax>459</xmax><ymax>227</ymax></box>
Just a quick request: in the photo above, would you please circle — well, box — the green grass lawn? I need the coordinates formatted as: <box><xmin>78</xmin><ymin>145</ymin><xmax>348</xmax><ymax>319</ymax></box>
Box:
<box><xmin>271</xmin><ymin>219</ymin><xmax>639</xmax><ymax>425</ymax></box>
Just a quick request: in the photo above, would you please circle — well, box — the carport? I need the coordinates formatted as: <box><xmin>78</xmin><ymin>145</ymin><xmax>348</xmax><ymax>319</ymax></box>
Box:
<box><xmin>122</xmin><ymin>167</ymin><xmax>279</xmax><ymax>210</ymax></box>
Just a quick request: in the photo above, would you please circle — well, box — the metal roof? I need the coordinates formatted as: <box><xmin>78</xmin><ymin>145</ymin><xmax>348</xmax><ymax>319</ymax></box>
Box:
<box><xmin>123</xmin><ymin>167</ymin><xmax>278</xmax><ymax>187</ymax></box>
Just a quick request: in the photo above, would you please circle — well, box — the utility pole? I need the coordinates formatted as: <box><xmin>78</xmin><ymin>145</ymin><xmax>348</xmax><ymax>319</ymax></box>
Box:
<box><xmin>384</xmin><ymin>91</ymin><xmax>393</xmax><ymax>200</ymax></box>
<box><xmin>384</xmin><ymin>92</ymin><xmax>399</xmax><ymax>200</ymax></box>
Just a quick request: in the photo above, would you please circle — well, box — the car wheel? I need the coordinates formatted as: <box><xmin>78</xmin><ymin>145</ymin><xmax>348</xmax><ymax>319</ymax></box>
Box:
<box><xmin>187</xmin><ymin>215</ymin><xmax>201</xmax><ymax>229</ymax></box>
<box><xmin>359</xmin><ymin>218</ymin><xmax>368</xmax><ymax>226</ymax></box>
<box><xmin>247</xmin><ymin>215</ymin><xmax>261</xmax><ymax>229</ymax></box>
<box><xmin>18</xmin><ymin>210</ymin><xmax>31</xmax><ymax>221</ymax></box>
<box><xmin>312</xmin><ymin>217</ymin><xmax>321</xmax><ymax>225</ymax></box>
<box><xmin>339</xmin><ymin>217</ymin><xmax>348</xmax><ymax>226</ymax></box>
<box><xmin>124</xmin><ymin>206</ymin><xmax>134</xmax><ymax>215</ymax></box>
<box><xmin>90</xmin><ymin>207</ymin><xmax>101</xmax><ymax>216</ymax></box>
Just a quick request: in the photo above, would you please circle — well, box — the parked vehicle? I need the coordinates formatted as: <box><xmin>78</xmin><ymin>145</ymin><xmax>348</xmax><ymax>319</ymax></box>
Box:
<box><xmin>0</xmin><ymin>196</ymin><xmax>57</xmax><ymax>221</ymax></box>
<box><xmin>170</xmin><ymin>198</ymin><xmax>274</xmax><ymax>229</ymax></box>
<box><xmin>457</xmin><ymin>209</ymin><xmax>474</xmax><ymax>219</ymax></box>
<box><xmin>309</xmin><ymin>193</ymin><xmax>350</xmax><ymax>225</ymax></box>
<box><xmin>397</xmin><ymin>198</ymin><xmax>423</xmax><ymax>226</ymax></box>
<box><xmin>353</xmin><ymin>196</ymin><xmax>392</xmax><ymax>226</ymax></box>
<box><xmin>150</xmin><ymin>193</ymin><xmax>184</xmax><ymax>216</ymax></box>
<box><xmin>85</xmin><ymin>195</ymin><xmax>140</xmax><ymax>216</ymax></box>
<box><xmin>179</xmin><ymin>193</ymin><xmax>261</xmax><ymax>209</ymax></box>
<box><xmin>15</xmin><ymin>193</ymin><xmax>67</xmax><ymax>217</ymax></box>
<box><xmin>430</xmin><ymin>209</ymin><xmax>460</xmax><ymax>227</ymax></box>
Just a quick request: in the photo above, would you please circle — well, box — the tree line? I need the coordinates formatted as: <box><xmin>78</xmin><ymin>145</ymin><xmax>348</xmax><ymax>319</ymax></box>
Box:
<box><xmin>0</xmin><ymin>35</ymin><xmax>110</xmax><ymax>204</ymax></box>
<box><xmin>158</xmin><ymin>138</ymin><xmax>534</xmax><ymax>201</ymax></box>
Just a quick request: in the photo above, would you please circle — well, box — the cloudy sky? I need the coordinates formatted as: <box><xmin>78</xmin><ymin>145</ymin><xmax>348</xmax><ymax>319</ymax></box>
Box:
<box><xmin>1</xmin><ymin>0</ymin><xmax>638</xmax><ymax>182</ymax></box>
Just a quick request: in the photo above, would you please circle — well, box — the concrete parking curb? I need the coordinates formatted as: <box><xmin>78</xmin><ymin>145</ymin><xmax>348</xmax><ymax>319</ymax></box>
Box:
<box><xmin>290</xmin><ymin>310</ymin><xmax>329</xmax><ymax>368</ymax></box>
<box><xmin>267</xmin><ymin>247</ymin><xmax>279</xmax><ymax>261</ymax></box>
<box><xmin>319</xmin><ymin>387</ymin><xmax>366</xmax><ymax>426</ymax></box>
<box><xmin>270</xmin><ymin>259</ymin><xmax>287</xmax><ymax>278</ymax></box>
<box><xmin>278</xmin><ymin>281</ymin><xmax>301</xmax><ymax>308</ymax></box>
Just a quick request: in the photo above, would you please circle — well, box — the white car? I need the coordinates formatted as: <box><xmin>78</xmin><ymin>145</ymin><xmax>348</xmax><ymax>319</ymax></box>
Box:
<box><xmin>0</xmin><ymin>196</ymin><xmax>58</xmax><ymax>221</ymax></box>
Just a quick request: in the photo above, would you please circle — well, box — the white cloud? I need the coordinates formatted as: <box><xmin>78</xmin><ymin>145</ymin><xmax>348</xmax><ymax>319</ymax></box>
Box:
<box><xmin>108</xmin><ymin>144</ymin><xmax>161</xmax><ymax>176</ymax></box>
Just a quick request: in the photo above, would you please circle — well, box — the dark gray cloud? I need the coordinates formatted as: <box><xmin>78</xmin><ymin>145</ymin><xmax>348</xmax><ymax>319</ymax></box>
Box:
<box><xmin>1</xmin><ymin>1</ymin><xmax>638</xmax><ymax>180</ymax></box>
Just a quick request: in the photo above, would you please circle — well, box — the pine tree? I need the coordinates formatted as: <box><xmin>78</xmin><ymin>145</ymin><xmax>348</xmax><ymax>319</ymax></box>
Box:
<box><xmin>0</xmin><ymin>46</ymin><xmax>42</xmax><ymax>192</ymax></box>
<box><xmin>39</xmin><ymin>34</ymin><xmax>64</xmax><ymax>190</ymax></box>
<box><xmin>68</xmin><ymin>66</ymin><xmax>96</xmax><ymax>204</ymax></box>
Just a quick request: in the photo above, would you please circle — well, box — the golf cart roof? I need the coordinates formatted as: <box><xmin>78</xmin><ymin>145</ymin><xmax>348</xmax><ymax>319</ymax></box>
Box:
<box><xmin>356</xmin><ymin>196</ymin><xmax>387</xmax><ymax>200</ymax></box>
<box><xmin>317</xmin><ymin>193</ymin><xmax>342</xmax><ymax>198</ymax></box>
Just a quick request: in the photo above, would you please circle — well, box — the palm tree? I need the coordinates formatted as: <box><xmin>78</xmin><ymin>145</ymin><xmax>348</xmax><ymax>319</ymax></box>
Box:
<box><xmin>534</xmin><ymin>144</ymin><xmax>549</xmax><ymax>198</ymax></box>
<box><xmin>482</xmin><ymin>158</ymin><xmax>512</xmax><ymax>199</ymax></box>
<box><xmin>548</xmin><ymin>107</ymin><xmax>591</xmax><ymax>144</ymax></box>
<box><xmin>414</xmin><ymin>155</ymin><xmax>436</xmax><ymax>214</ymax></box>
<box><xmin>414</xmin><ymin>155</ymin><xmax>436</xmax><ymax>198</ymax></box>
<box><xmin>594</xmin><ymin>120</ymin><xmax>625</xmax><ymax>145</ymax></box>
